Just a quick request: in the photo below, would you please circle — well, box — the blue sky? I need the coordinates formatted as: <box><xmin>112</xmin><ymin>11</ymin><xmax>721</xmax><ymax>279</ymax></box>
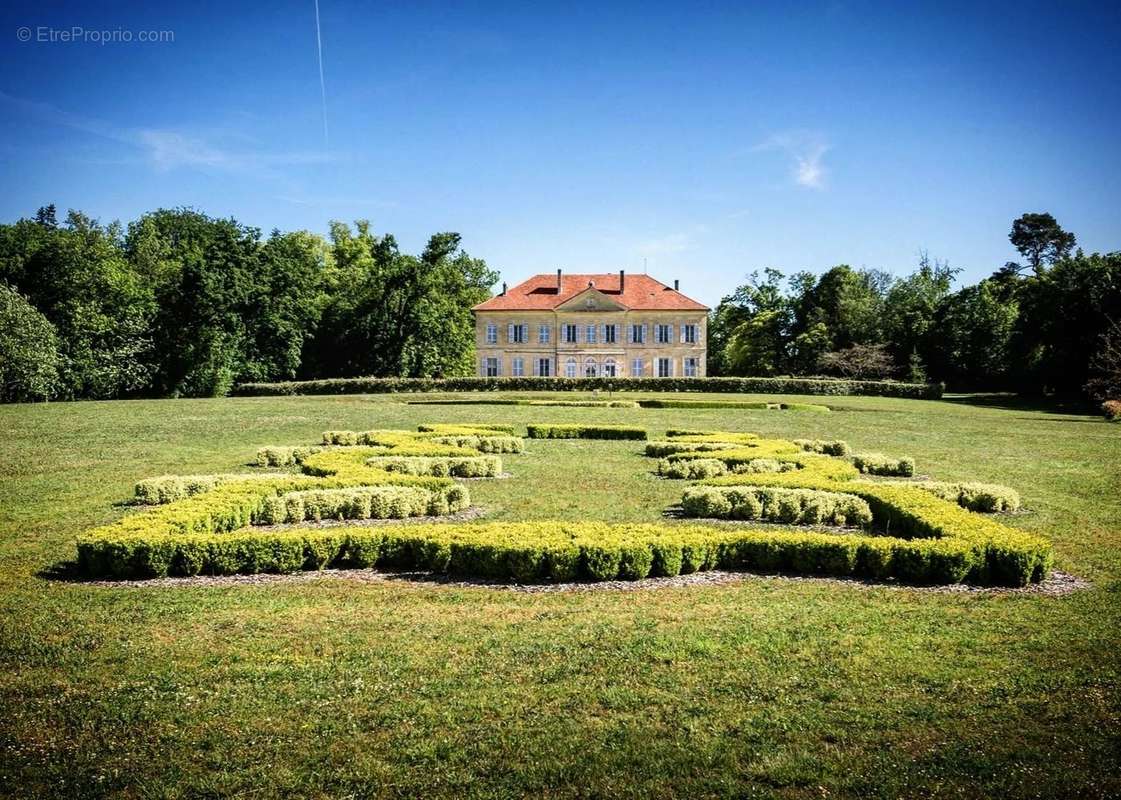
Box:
<box><xmin>2</xmin><ymin>0</ymin><xmax>1119</xmax><ymax>305</ymax></box>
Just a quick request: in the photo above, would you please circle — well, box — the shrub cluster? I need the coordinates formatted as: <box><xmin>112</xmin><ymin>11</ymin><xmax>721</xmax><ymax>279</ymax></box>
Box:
<box><xmin>427</xmin><ymin>435</ymin><xmax>523</xmax><ymax>453</ymax></box>
<box><xmin>1103</xmin><ymin>400</ymin><xmax>1121</xmax><ymax>421</ymax></box>
<box><xmin>233</xmin><ymin>376</ymin><xmax>944</xmax><ymax>399</ymax></box>
<box><xmin>255</xmin><ymin>446</ymin><xmax>322</xmax><ymax>467</ymax></box>
<box><xmin>365</xmin><ymin>455</ymin><xmax>502</xmax><ymax>478</ymax></box>
<box><xmin>657</xmin><ymin>458</ymin><xmax>795</xmax><ymax>479</ymax></box>
<box><xmin>645</xmin><ymin>440</ymin><xmax>756</xmax><ymax>457</ymax></box>
<box><xmin>405</xmin><ymin>398</ymin><xmax>638</xmax><ymax>407</ymax></box>
<box><xmin>526</xmin><ymin>424</ymin><xmax>647</xmax><ymax>440</ymax></box>
<box><xmin>701</xmin><ymin>467</ymin><xmax>1049</xmax><ymax>586</ymax></box>
<box><xmin>907</xmin><ymin>481</ymin><xmax>1021</xmax><ymax>513</ymax></box>
<box><xmin>852</xmin><ymin>452</ymin><xmax>916</xmax><ymax>477</ymax></box>
<box><xmin>76</xmin><ymin>516</ymin><xmax>1035</xmax><ymax>586</ymax></box>
<box><xmin>793</xmin><ymin>438</ymin><xmax>851</xmax><ymax>457</ymax></box>
<box><xmin>257</xmin><ymin>484</ymin><xmax>469</xmax><ymax>524</ymax></box>
<box><xmin>134</xmin><ymin>473</ymin><xmax>287</xmax><ymax>505</ymax></box>
<box><xmin>682</xmin><ymin>486</ymin><xmax>873</xmax><ymax>526</ymax></box>
<box><xmin>416</xmin><ymin>423</ymin><xmax>518</xmax><ymax>435</ymax></box>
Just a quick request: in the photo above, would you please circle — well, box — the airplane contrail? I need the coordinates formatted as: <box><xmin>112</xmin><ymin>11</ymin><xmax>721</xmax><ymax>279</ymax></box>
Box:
<box><xmin>313</xmin><ymin>0</ymin><xmax>328</xmax><ymax>154</ymax></box>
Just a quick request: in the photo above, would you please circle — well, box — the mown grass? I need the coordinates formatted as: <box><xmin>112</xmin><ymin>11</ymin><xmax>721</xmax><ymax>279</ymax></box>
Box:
<box><xmin>0</xmin><ymin>391</ymin><xmax>1119</xmax><ymax>798</ymax></box>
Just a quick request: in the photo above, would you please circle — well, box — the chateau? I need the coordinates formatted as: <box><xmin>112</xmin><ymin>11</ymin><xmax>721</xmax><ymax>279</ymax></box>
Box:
<box><xmin>472</xmin><ymin>270</ymin><xmax>708</xmax><ymax>378</ymax></box>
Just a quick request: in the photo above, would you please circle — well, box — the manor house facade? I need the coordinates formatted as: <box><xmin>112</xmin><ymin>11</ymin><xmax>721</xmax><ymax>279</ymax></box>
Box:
<box><xmin>472</xmin><ymin>270</ymin><xmax>708</xmax><ymax>379</ymax></box>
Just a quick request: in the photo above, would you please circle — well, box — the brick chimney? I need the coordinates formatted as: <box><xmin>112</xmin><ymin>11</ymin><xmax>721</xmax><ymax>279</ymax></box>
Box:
<box><xmin>556</xmin><ymin>268</ymin><xmax>562</xmax><ymax>290</ymax></box>
<box><xmin>619</xmin><ymin>269</ymin><xmax>625</xmax><ymax>292</ymax></box>
<box><xmin>674</xmin><ymin>279</ymin><xmax>680</xmax><ymax>291</ymax></box>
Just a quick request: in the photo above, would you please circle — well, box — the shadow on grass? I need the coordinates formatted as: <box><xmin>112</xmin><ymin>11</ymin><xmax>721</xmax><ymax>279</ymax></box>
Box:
<box><xmin>942</xmin><ymin>393</ymin><xmax>1098</xmax><ymax>417</ymax></box>
<box><xmin>38</xmin><ymin>560</ymin><xmax>84</xmax><ymax>582</ymax></box>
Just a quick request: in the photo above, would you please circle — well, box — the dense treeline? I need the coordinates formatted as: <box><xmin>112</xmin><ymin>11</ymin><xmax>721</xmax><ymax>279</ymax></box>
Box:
<box><xmin>0</xmin><ymin>206</ymin><xmax>495</xmax><ymax>402</ymax></box>
<box><xmin>708</xmin><ymin>213</ymin><xmax>1121</xmax><ymax>399</ymax></box>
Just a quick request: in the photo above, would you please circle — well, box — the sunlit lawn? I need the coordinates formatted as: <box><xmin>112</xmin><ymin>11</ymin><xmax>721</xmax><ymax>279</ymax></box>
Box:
<box><xmin>0</xmin><ymin>391</ymin><xmax>1118</xmax><ymax>798</ymax></box>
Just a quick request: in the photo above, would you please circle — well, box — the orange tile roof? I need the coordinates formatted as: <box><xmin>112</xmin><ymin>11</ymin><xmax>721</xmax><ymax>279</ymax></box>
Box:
<box><xmin>473</xmin><ymin>272</ymin><xmax>708</xmax><ymax>311</ymax></box>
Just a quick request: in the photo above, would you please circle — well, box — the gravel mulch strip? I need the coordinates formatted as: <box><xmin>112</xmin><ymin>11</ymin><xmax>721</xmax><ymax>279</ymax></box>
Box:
<box><xmin>80</xmin><ymin>566</ymin><xmax>1089</xmax><ymax>596</ymax></box>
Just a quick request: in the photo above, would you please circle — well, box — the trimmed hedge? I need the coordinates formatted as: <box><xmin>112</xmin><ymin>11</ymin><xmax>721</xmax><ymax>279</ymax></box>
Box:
<box><xmin>682</xmin><ymin>486</ymin><xmax>873</xmax><ymax>526</ymax></box>
<box><xmin>256</xmin><ymin>445</ymin><xmax>322</xmax><ymax>467</ymax></box>
<box><xmin>637</xmin><ymin>399</ymin><xmax>830</xmax><ymax>411</ymax></box>
<box><xmin>701</xmin><ymin>469</ymin><xmax>1050</xmax><ymax>586</ymax></box>
<box><xmin>657</xmin><ymin>457</ymin><xmax>795</xmax><ymax>479</ymax></box>
<box><xmin>906</xmin><ymin>481</ymin><xmax>1021</xmax><ymax>513</ymax></box>
<box><xmin>853</xmin><ymin>452</ymin><xmax>916</xmax><ymax>477</ymax></box>
<box><xmin>427</xmin><ymin>435</ymin><xmax>523</xmax><ymax>453</ymax></box>
<box><xmin>75</xmin><ymin>518</ymin><xmax>1034</xmax><ymax>586</ymax></box>
<box><xmin>645</xmin><ymin>440</ymin><xmax>756</xmax><ymax>457</ymax></box>
<box><xmin>526</xmin><ymin>424</ymin><xmax>648</xmax><ymax>440</ymax></box>
<box><xmin>258</xmin><ymin>484</ymin><xmax>470</xmax><ymax>524</ymax></box>
<box><xmin>364</xmin><ymin>455</ymin><xmax>502</xmax><ymax>478</ymax></box>
<box><xmin>135</xmin><ymin>473</ymin><xmax>288</xmax><ymax>505</ymax></box>
<box><xmin>793</xmin><ymin>438</ymin><xmax>851</xmax><ymax>457</ymax></box>
<box><xmin>232</xmin><ymin>376</ymin><xmax>944</xmax><ymax>399</ymax></box>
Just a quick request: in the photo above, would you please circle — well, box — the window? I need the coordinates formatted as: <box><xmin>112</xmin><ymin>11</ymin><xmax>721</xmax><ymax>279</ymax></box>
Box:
<box><xmin>603</xmin><ymin>358</ymin><xmax>616</xmax><ymax>377</ymax></box>
<box><xmin>485</xmin><ymin>323</ymin><xmax>497</xmax><ymax>345</ymax></box>
<box><xmin>512</xmin><ymin>357</ymin><xmax>525</xmax><ymax>377</ymax></box>
<box><xmin>565</xmin><ymin>323</ymin><xmax>579</xmax><ymax>343</ymax></box>
<box><xmin>584</xmin><ymin>358</ymin><xmax>597</xmax><ymax>378</ymax></box>
<box><xmin>565</xmin><ymin>357</ymin><xmax>577</xmax><ymax>378</ymax></box>
<box><xmin>657</xmin><ymin>357</ymin><xmax>672</xmax><ymax>378</ymax></box>
<box><xmin>509</xmin><ymin>323</ymin><xmax>527</xmax><ymax>344</ymax></box>
<box><xmin>656</xmin><ymin>324</ymin><xmax>673</xmax><ymax>344</ymax></box>
<box><xmin>631</xmin><ymin>358</ymin><xmax>644</xmax><ymax>377</ymax></box>
<box><xmin>585</xmin><ymin>324</ymin><xmax>597</xmax><ymax>344</ymax></box>
<box><xmin>485</xmin><ymin>357</ymin><xmax>500</xmax><ymax>377</ymax></box>
<box><xmin>683</xmin><ymin>357</ymin><xmax>698</xmax><ymax>377</ymax></box>
<box><xmin>538</xmin><ymin>324</ymin><xmax>550</xmax><ymax>344</ymax></box>
<box><xmin>683</xmin><ymin>324</ymin><xmax>697</xmax><ymax>344</ymax></box>
<box><xmin>538</xmin><ymin>358</ymin><xmax>551</xmax><ymax>377</ymax></box>
<box><xmin>604</xmin><ymin>324</ymin><xmax>617</xmax><ymax>344</ymax></box>
<box><xmin>630</xmin><ymin>323</ymin><xmax>645</xmax><ymax>344</ymax></box>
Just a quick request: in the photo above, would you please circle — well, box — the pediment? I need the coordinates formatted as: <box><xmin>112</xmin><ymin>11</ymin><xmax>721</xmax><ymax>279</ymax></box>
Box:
<box><xmin>556</xmin><ymin>287</ymin><xmax>627</xmax><ymax>312</ymax></box>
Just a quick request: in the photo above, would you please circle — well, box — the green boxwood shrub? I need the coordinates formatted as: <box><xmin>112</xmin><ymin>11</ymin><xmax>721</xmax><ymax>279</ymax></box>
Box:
<box><xmin>907</xmin><ymin>481</ymin><xmax>1021</xmax><ymax>513</ymax></box>
<box><xmin>135</xmin><ymin>473</ymin><xmax>288</xmax><ymax>505</ymax></box>
<box><xmin>645</xmin><ymin>440</ymin><xmax>752</xmax><ymax>457</ymax></box>
<box><xmin>255</xmin><ymin>446</ymin><xmax>322</xmax><ymax>467</ymax></box>
<box><xmin>793</xmin><ymin>438</ymin><xmax>851</xmax><ymax>457</ymax></box>
<box><xmin>364</xmin><ymin>455</ymin><xmax>502</xmax><ymax>478</ymax></box>
<box><xmin>526</xmin><ymin>424</ymin><xmax>647</xmax><ymax>440</ymax></box>
<box><xmin>656</xmin><ymin>458</ymin><xmax>728</xmax><ymax>479</ymax></box>
<box><xmin>258</xmin><ymin>484</ymin><xmax>469</xmax><ymax>524</ymax></box>
<box><xmin>681</xmin><ymin>486</ymin><xmax>873</xmax><ymax>526</ymax></box>
<box><xmin>427</xmin><ymin>434</ymin><xmax>523</xmax><ymax>453</ymax></box>
<box><xmin>853</xmin><ymin>453</ymin><xmax>916</xmax><ymax>477</ymax></box>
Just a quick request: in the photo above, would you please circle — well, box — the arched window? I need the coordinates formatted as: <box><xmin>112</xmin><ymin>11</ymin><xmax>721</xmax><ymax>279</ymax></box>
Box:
<box><xmin>584</xmin><ymin>357</ymin><xmax>597</xmax><ymax>378</ymax></box>
<box><xmin>603</xmin><ymin>358</ymin><xmax>617</xmax><ymax>378</ymax></box>
<box><xmin>565</xmin><ymin>357</ymin><xmax>577</xmax><ymax>378</ymax></box>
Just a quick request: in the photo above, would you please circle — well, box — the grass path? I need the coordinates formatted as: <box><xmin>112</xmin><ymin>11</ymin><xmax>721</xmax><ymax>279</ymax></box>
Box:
<box><xmin>0</xmin><ymin>392</ymin><xmax>1118</xmax><ymax>798</ymax></box>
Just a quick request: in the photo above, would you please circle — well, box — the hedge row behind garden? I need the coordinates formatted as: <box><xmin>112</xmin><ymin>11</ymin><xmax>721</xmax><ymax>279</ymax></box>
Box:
<box><xmin>232</xmin><ymin>375</ymin><xmax>943</xmax><ymax>399</ymax></box>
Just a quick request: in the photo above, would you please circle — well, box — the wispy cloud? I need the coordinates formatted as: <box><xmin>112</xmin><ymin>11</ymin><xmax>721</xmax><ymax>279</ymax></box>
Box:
<box><xmin>0</xmin><ymin>90</ymin><xmax>334</xmax><ymax>178</ymax></box>
<box><xmin>754</xmin><ymin>130</ymin><xmax>830</xmax><ymax>189</ymax></box>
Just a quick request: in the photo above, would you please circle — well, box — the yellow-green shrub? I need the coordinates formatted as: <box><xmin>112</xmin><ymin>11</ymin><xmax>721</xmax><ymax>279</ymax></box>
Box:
<box><xmin>427</xmin><ymin>434</ymin><xmax>524</xmax><ymax>453</ymax></box>
<box><xmin>255</xmin><ymin>445</ymin><xmax>322</xmax><ymax>467</ymax></box>
<box><xmin>656</xmin><ymin>458</ymin><xmax>728</xmax><ymax>479</ymax></box>
<box><xmin>852</xmin><ymin>452</ymin><xmax>915</xmax><ymax>476</ymax></box>
<box><xmin>365</xmin><ymin>455</ymin><xmax>502</xmax><ymax>478</ymax></box>
<box><xmin>134</xmin><ymin>473</ymin><xmax>288</xmax><ymax>505</ymax></box>
<box><xmin>793</xmin><ymin>438</ymin><xmax>851</xmax><ymax>457</ymax></box>
<box><xmin>905</xmin><ymin>480</ymin><xmax>1021</xmax><ymax>513</ymax></box>
<box><xmin>682</xmin><ymin>486</ymin><xmax>873</xmax><ymax>526</ymax></box>
<box><xmin>526</xmin><ymin>424</ymin><xmax>647</xmax><ymax>440</ymax></box>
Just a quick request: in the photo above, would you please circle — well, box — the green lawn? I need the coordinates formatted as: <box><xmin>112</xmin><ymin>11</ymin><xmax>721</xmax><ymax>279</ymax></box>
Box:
<box><xmin>1</xmin><ymin>392</ymin><xmax>1119</xmax><ymax>798</ymax></box>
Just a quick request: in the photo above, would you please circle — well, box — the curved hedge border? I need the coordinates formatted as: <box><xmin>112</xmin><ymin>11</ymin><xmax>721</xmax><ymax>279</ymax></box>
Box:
<box><xmin>77</xmin><ymin>425</ymin><xmax>1051</xmax><ymax>588</ymax></box>
<box><xmin>637</xmin><ymin>399</ymin><xmax>830</xmax><ymax>411</ymax></box>
<box><xmin>232</xmin><ymin>376</ymin><xmax>943</xmax><ymax>399</ymax></box>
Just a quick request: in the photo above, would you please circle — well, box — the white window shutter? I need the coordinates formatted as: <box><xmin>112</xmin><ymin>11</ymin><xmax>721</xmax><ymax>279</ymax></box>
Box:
<box><xmin>626</xmin><ymin>324</ymin><xmax>633</xmax><ymax>343</ymax></box>
<box><xmin>680</xmin><ymin>325</ymin><xmax>686</xmax><ymax>344</ymax></box>
<box><xmin>506</xmin><ymin>323</ymin><xmax>514</xmax><ymax>343</ymax></box>
<box><xmin>642</xmin><ymin>323</ymin><xmax>648</xmax><ymax>343</ymax></box>
<box><xmin>532</xmin><ymin>357</ymin><xmax>539</xmax><ymax>376</ymax></box>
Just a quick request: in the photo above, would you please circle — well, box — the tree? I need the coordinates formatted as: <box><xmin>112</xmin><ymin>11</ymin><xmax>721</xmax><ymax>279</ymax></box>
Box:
<box><xmin>707</xmin><ymin>269</ymin><xmax>791</xmax><ymax>375</ymax></box>
<box><xmin>816</xmin><ymin>343</ymin><xmax>896</xmax><ymax>379</ymax></box>
<box><xmin>928</xmin><ymin>280</ymin><xmax>1019</xmax><ymax>389</ymax></box>
<box><xmin>2</xmin><ymin>211</ymin><xmax>154</xmax><ymax>399</ymax></box>
<box><xmin>1084</xmin><ymin>318</ymin><xmax>1121</xmax><ymax>401</ymax></box>
<box><xmin>1007</xmin><ymin>212</ymin><xmax>1076</xmax><ymax>275</ymax></box>
<box><xmin>882</xmin><ymin>252</ymin><xmax>958</xmax><ymax>369</ymax></box>
<box><xmin>790</xmin><ymin>265</ymin><xmax>886</xmax><ymax>351</ymax></box>
<box><xmin>0</xmin><ymin>282</ymin><xmax>61</xmax><ymax>402</ymax></box>
<box><xmin>304</xmin><ymin>223</ymin><xmax>495</xmax><ymax>379</ymax></box>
